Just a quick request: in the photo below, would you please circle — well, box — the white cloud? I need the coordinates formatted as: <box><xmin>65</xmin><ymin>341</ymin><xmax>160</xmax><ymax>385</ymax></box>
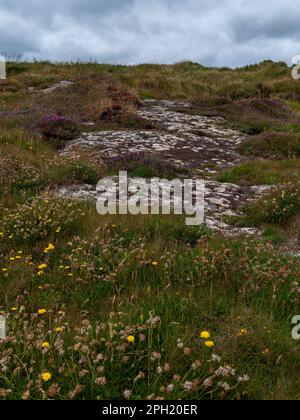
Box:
<box><xmin>0</xmin><ymin>0</ymin><xmax>299</xmax><ymax>66</ymax></box>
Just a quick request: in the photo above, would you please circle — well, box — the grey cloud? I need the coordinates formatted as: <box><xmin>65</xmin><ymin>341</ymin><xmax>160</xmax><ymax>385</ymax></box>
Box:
<box><xmin>231</xmin><ymin>9</ymin><xmax>300</xmax><ymax>42</ymax></box>
<box><xmin>0</xmin><ymin>0</ymin><xmax>299</xmax><ymax>67</ymax></box>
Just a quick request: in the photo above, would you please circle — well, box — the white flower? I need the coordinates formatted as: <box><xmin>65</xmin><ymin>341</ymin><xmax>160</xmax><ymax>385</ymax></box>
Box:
<box><xmin>238</xmin><ymin>374</ymin><xmax>250</xmax><ymax>383</ymax></box>
<box><xmin>93</xmin><ymin>353</ymin><xmax>104</xmax><ymax>364</ymax></box>
<box><xmin>191</xmin><ymin>360</ymin><xmax>201</xmax><ymax>370</ymax></box>
<box><xmin>211</xmin><ymin>353</ymin><xmax>221</xmax><ymax>363</ymax></box>
<box><xmin>177</xmin><ymin>339</ymin><xmax>184</xmax><ymax>349</ymax></box>
<box><xmin>215</xmin><ymin>365</ymin><xmax>236</xmax><ymax>378</ymax></box>
<box><xmin>183</xmin><ymin>381</ymin><xmax>194</xmax><ymax>392</ymax></box>
<box><xmin>151</xmin><ymin>352</ymin><xmax>161</xmax><ymax>360</ymax></box>
<box><xmin>95</xmin><ymin>376</ymin><xmax>106</xmax><ymax>386</ymax></box>
<box><xmin>123</xmin><ymin>389</ymin><xmax>132</xmax><ymax>399</ymax></box>
<box><xmin>166</xmin><ymin>384</ymin><xmax>175</xmax><ymax>394</ymax></box>
<box><xmin>218</xmin><ymin>382</ymin><xmax>231</xmax><ymax>392</ymax></box>
<box><xmin>147</xmin><ymin>314</ymin><xmax>161</xmax><ymax>327</ymax></box>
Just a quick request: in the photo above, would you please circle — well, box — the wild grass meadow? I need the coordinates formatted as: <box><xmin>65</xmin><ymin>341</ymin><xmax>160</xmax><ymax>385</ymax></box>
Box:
<box><xmin>0</xmin><ymin>60</ymin><xmax>300</xmax><ymax>400</ymax></box>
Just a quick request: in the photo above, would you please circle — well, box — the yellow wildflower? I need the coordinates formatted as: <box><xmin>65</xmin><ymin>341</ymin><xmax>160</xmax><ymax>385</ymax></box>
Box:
<box><xmin>41</xmin><ymin>372</ymin><xmax>52</xmax><ymax>382</ymax></box>
<box><xmin>41</xmin><ymin>342</ymin><xmax>50</xmax><ymax>348</ymax></box>
<box><xmin>44</xmin><ymin>243</ymin><xmax>55</xmax><ymax>253</ymax></box>
<box><xmin>238</xmin><ymin>329</ymin><xmax>248</xmax><ymax>337</ymax></box>
<box><xmin>204</xmin><ymin>341</ymin><xmax>215</xmax><ymax>348</ymax></box>
<box><xmin>127</xmin><ymin>335</ymin><xmax>135</xmax><ymax>343</ymax></box>
<box><xmin>200</xmin><ymin>331</ymin><xmax>210</xmax><ymax>339</ymax></box>
<box><xmin>55</xmin><ymin>327</ymin><xmax>63</xmax><ymax>333</ymax></box>
<box><xmin>38</xmin><ymin>309</ymin><xmax>47</xmax><ymax>315</ymax></box>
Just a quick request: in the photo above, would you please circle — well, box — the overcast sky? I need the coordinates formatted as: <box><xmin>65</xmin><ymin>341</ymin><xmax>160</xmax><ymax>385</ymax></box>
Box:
<box><xmin>0</xmin><ymin>0</ymin><xmax>299</xmax><ymax>67</ymax></box>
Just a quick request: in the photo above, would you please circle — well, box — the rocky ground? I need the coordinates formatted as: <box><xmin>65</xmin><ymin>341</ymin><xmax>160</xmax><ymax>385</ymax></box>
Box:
<box><xmin>62</xmin><ymin>100</ymin><xmax>246</xmax><ymax>172</ymax></box>
<box><xmin>57</xmin><ymin>99</ymin><xmax>273</xmax><ymax>235</ymax></box>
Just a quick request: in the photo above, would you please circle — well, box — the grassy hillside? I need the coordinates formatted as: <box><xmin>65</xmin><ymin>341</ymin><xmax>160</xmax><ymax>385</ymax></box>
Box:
<box><xmin>1</xmin><ymin>60</ymin><xmax>300</xmax><ymax>400</ymax></box>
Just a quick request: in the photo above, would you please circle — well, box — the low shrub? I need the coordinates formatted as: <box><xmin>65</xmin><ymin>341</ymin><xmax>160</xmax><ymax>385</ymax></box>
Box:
<box><xmin>106</xmin><ymin>152</ymin><xmax>187</xmax><ymax>179</ymax></box>
<box><xmin>239</xmin><ymin>132</ymin><xmax>300</xmax><ymax>159</ymax></box>
<box><xmin>240</xmin><ymin>184</ymin><xmax>300</xmax><ymax>226</ymax></box>
<box><xmin>46</xmin><ymin>158</ymin><xmax>105</xmax><ymax>186</ymax></box>
<box><xmin>33</xmin><ymin>115</ymin><xmax>81</xmax><ymax>147</ymax></box>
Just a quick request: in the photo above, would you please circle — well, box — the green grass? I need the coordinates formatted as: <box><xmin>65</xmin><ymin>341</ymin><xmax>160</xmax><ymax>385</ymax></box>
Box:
<box><xmin>1</xmin><ymin>59</ymin><xmax>299</xmax><ymax>107</ymax></box>
<box><xmin>217</xmin><ymin>160</ymin><xmax>300</xmax><ymax>186</ymax></box>
<box><xmin>227</xmin><ymin>183</ymin><xmax>300</xmax><ymax>228</ymax></box>
<box><xmin>239</xmin><ymin>132</ymin><xmax>300</xmax><ymax>159</ymax></box>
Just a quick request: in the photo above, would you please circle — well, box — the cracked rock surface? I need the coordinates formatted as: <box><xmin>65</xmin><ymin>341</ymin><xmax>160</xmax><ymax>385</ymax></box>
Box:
<box><xmin>62</xmin><ymin>100</ymin><xmax>246</xmax><ymax>172</ymax></box>
<box><xmin>56</xmin><ymin>179</ymin><xmax>270</xmax><ymax>235</ymax></box>
<box><xmin>57</xmin><ymin>100</ymin><xmax>270</xmax><ymax>236</ymax></box>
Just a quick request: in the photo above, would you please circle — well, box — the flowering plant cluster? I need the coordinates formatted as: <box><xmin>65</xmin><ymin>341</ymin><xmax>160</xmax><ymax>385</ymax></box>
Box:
<box><xmin>0</xmin><ymin>308</ymin><xmax>248</xmax><ymax>400</ymax></box>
